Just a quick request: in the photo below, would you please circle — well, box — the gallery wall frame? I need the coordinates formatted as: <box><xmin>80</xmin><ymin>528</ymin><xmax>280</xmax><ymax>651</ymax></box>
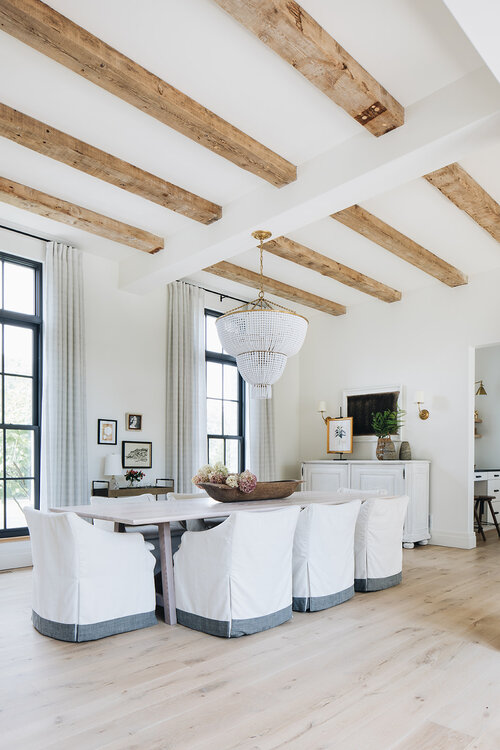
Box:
<box><xmin>122</xmin><ymin>440</ymin><xmax>152</xmax><ymax>469</ymax></box>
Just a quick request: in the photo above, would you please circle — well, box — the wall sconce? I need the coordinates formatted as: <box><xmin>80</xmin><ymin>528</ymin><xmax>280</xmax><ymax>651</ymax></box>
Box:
<box><xmin>414</xmin><ymin>391</ymin><xmax>429</xmax><ymax>420</ymax></box>
<box><xmin>475</xmin><ymin>380</ymin><xmax>487</xmax><ymax>396</ymax></box>
<box><xmin>317</xmin><ymin>401</ymin><xmax>328</xmax><ymax>424</ymax></box>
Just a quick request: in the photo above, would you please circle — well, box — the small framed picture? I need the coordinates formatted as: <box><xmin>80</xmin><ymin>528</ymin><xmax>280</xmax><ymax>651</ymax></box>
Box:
<box><xmin>97</xmin><ymin>419</ymin><xmax>117</xmax><ymax>445</ymax></box>
<box><xmin>126</xmin><ymin>413</ymin><xmax>142</xmax><ymax>431</ymax></box>
<box><xmin>122</xmin><ymin>440</ymin><xmax>152</xmax><ymax>469</ymax></box>
<box><xmin>327</xmin><ymin>417</ymin><xmax>353</xmax><ymax>454</ymax></box>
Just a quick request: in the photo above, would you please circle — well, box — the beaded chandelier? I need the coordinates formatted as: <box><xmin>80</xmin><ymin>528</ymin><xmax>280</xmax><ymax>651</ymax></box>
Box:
<box><xmin>216</xmin><ymin>231</ymin><xmax>308</xmax><ymax>399</ymax></box>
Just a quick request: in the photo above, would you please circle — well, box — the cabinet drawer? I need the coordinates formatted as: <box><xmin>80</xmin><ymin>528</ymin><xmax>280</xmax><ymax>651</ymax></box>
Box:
<box><xmin>489</xmin><ymin>472</ymin><xmax>500</xmax><ymax>480</ymax></box>
<box><xmin>474</xmin><ymin>472</ymin><xmax>487</xmax><ymax>481</ymax></box>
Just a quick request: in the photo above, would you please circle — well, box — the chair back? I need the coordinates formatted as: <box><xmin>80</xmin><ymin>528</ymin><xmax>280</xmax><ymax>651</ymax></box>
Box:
<box><xmin>229</xmin><ymin>506</ymin><xmax>300</xmax><ymax>620</ymax></box>
<box><xmin>355</xmin><ymin>495</ymin><xmax>409</xmax><ymax>580</ymax></box>
<box><xmin>293</xmin><ymin>501</ymin><xmax>361</xmax><ymax>599</ymax></box>
<box><xmin>23</xmin><ymin>507</ymin><xmax>81</xmax><ymax>623</ymax></box>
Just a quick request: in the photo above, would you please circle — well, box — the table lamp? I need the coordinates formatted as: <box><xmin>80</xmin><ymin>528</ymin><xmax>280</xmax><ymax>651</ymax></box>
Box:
<box><xmin>104</xmin><ymin>453</ymin><xmax>123</xmax><ymax>489</ymax></box>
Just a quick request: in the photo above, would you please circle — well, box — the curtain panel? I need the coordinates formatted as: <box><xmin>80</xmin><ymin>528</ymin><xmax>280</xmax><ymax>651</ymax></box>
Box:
<box><xmin>41</xmin><ymin>242</ymin><xmax>88</xmax><ymax>508</ymax></box>
<box><xmin>247</xmin><ymin>398</ymin><xmax>276</xmax><ymax>481</ymax></box>
<box><xmin>166</xmin><ymin>282</ymin><xmax>206</xmax><ymax>492</ymax></box>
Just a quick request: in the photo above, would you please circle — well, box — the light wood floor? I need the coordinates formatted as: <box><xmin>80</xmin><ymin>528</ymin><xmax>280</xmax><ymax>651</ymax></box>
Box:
<box><xmin>2</xmin><ymin>537</ymin><xmax>500</xmax><ymax>750</ymax></box>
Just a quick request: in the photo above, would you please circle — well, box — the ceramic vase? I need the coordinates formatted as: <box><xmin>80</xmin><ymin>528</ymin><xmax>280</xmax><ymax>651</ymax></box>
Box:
<box><xmin>399</xmin><ymin>441</ymin><xmax>411</xmax><ymax>460</ymax></box>
<box><xmin>376</xmin><ymin>436</ymin><xmax>397</xmax><ymax>460</ymax></box>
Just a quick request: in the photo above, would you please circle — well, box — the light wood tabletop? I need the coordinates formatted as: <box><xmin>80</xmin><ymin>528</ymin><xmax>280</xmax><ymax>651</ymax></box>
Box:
<box><xmin>51</xmin><ymin>491</ymin><xmax>359</xmax><ymax>625</ymax></box>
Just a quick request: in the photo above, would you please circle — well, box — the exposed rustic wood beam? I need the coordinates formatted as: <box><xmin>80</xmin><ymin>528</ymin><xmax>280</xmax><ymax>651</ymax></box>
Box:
<box><xmin>0</xmin><ymin>0</ymin><xmax>296</xmax><ymax>187</ymax></box>
<box><xmin>331</xmin><ymin>205</ymin><xmax>467</xmax><ymax>287</ymax></box>
<box><xmin>204</xmin><ymin>261</ymin><xmax>346</xmax><ymax>316</ymax></box>
<box><xmin>263</xmin><ymin>236</ymin><xmax>401</xmax><ymax>303</ymax></box>
<box><xmin>0</xmin><ymin>103</ymin><xmax>221</xmax><ymax>224</ymax></box>
<box><xmin>0</xmin><ymin>176</ymin><xmax>163</xmax><ymax>253</ymax></box>
<box><xmin>424</xmin><ymin>163</ymin><xmax>500</xmax><ymax>243</ymax></box>
<box><xmin>213</xmin><ymin>0</ymin><xmax>404</xmax><ymax>137</ymax></box>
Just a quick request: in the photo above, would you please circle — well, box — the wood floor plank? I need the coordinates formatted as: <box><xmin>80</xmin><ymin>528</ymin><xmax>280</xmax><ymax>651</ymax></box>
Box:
<box><xmin>2</xmin><ymin>541</ymin><xmax>500</xmax><ymax>749</ymax></box>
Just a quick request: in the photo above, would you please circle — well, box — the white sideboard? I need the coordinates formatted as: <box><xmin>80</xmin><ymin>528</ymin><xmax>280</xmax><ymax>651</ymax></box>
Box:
<box><xmin>301</xmin><ymin>460</ymin><xmax>430</xmax><ymax>548</ymax></box>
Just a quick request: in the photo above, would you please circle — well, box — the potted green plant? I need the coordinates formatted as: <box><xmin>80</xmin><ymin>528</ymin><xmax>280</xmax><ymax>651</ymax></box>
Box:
<box><xmin>371</xmin><ymin>408</ymin><xmax>405</xmax><ymax>460</ymax></box>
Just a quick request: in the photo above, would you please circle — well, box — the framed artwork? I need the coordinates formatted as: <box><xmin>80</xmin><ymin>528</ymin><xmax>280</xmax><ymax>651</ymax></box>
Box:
<box><xmin>97</xmin><ymin>418</ymin><xmax>117</xmax><ymax>445</ymax></box>
<box><xmin>122</xmin><ymin>440</ymin><xmax>152</xmax><ymax>469</ymax></box>
<box><xmin>126</xmin><ymin>413</ymin><xmax>142</xmax><ymax>431</ymax></box>
<box><xmin>343</xmin><ymin>385</ymin><xmax>403</xmax><ymax>442</ymax></box>
<box><xmin>327</xmin><ymin>417</ymin><xmax>353</xmax><ymax>454</ymax></box>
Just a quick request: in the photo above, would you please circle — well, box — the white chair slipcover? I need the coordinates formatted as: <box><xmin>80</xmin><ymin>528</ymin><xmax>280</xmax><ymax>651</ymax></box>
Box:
<box><xmin>292</xmin><ymin>500</ymin><xmax>361</xmax><ymax>612</ymax></box>
<box><xmin>354</xmin><ymin>495</ymin><xmax>409</xmax><ymax>592</ymax></box>
<box><xmin>174</xmin><ymin>506</ymin><xmax>300</xmax><ymax>637</ymax></box>
<box><xmin>24</xmin><ymin>507</ymin><xmax>157</xmax><ymax>642</ymax></box>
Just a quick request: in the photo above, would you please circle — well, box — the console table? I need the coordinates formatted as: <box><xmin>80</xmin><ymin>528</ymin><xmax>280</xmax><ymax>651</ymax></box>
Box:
<box><xmin>91</xmin><ymin>479</ymin><xmax>174</xmax><ymax>498</ymax></box>
<box><xmin>301</xmin><ymin>460</ymin><xmax>430</xmax><ymax>548</ymax></box>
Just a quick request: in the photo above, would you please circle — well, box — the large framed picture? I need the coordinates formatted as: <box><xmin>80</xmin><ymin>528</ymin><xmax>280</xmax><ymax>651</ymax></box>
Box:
<box><xmin>122</xmin><ymin>440</ymin><xmax>152</xmax><ymax>469</ymax></box>
<box><xmin>326</xmin><ymin>417</ymin><xmax>353</xmax><ymax>454</ymax></box>
<box><xmin>343</xmin><ymin>385</ymin><xmax>403</xmax><ymax>442</ymax></box>
<box><xmin>97</xmin><ymin>418</ymin><xmax>117</xmax><ymax>445</ymax></box>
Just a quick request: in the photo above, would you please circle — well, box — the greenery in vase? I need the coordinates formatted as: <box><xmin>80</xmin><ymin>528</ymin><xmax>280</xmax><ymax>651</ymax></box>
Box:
<box><xmin>371</xmin><ymin>408</ymin><xmax>406</xmax><ymax>438</ymax></box>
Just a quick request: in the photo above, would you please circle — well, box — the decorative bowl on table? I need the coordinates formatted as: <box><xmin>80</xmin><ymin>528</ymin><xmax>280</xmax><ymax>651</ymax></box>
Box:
<box><xmin>197</xmin><ymin>480</ymin><xmax>303</xmax><ymax>503</ymax></box>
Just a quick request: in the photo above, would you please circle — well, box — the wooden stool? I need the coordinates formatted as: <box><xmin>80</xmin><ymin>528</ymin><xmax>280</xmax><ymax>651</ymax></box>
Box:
<box><xmin>474</xmin><ymin>496</ymin><xmax>500</xmax><ymax>541</ymax></box>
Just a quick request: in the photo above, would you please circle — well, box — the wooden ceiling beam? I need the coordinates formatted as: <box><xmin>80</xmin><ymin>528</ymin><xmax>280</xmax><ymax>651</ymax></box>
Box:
<box><xmin>0</xmin><ymin>0</ymin><xmax>296</xmax><ymax>187</ymax></box>
<box><xmin>0</xmin><ymin>103</ymin><xmax>221</xmax><ymax>224</ymax></box>
<box><xmin>213</xmin><ymin>0</ymin><xmax>404</xmax><ymax>136</ymax></box>
<box><xmin>331</xmin><ymin>205</ymin><xmax>468</xmax><ymax>287</ymax></box>
<box><xmin>204</xmin><ymin>261</ymin><xmax>346</xmax><ymax>316</ymax></box>
<box><xmin>0</xmin><ymin>176</ymin><xmax>164</xmax><ymax>253</ymax></box>
<box><xmin>424</xmin><ymin>163</ymin><xmax>500</xmax><ymax>242</ymax></box>
<box><xmin>263</xmin><ymin>236</ymin><xmax>401</xmax><ymax>303</ymax></box>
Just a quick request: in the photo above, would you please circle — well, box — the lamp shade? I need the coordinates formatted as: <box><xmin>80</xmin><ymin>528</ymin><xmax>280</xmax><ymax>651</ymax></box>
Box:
<box><xmin>104</xmin><ymin>454</ymin><xmax>123</xmax><ymax>477</ymax></box>
<box><xmin>414</xmin><ymin>391</ymin><xmax>425</xmax><ymax>403</ymax></box>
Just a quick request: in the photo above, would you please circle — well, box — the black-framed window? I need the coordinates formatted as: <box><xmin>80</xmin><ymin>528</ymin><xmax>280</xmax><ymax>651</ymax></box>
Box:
<box><xmin>205</xmin><ymin>310</ymin><xmax>245</xmax><ymax>473</ymax></box>
<box><xmin>0</xmin><ymin>253</ymin><xmax>42</xmax><ymax>538</ymax></box>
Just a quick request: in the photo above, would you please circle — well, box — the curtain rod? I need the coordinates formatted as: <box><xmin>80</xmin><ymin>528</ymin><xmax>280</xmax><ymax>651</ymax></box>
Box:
<box><xmin>181</xmin><ymin>280</ymin><xmax>249</xmax><ymax>305</ymax></box>
<box><xmin>0</xmin><ymin>223</ymin><xmax>50</xmax><ymax>243</ymax></box>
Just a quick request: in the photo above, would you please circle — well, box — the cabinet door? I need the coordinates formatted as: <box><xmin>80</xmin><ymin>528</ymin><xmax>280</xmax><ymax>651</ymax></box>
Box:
<box><xmin>302</xmin><ymin>464</ymin><xmax>349</xmax><ymax>492</ymax></box>
<box><xmin>350</xmin><ymin>464</ymin><xmax>405</xmax><ymax>496</ymax></box>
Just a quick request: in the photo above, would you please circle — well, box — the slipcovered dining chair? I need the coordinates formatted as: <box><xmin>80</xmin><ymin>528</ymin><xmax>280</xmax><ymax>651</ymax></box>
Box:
<box><xmin>354</xmin><ymin>495</ymin><xmax>409</xmax><ymax>592</ymax></box>
<box><xmin>174</xmin><ymin>506</ymin><xmax>300</xmax><ymax>637</ymax></box>
<box><xmin>292</xmin><ymin>500</ymin><xmax>362</xmax><ymax>611</ymax></box>
<box><xmin>24</xmin><ymin>507</ymin><xmax>157</xmax><ymax>642</ymax></box>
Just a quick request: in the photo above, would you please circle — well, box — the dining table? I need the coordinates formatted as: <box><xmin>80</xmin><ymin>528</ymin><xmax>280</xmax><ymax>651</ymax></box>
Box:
<box><xmin>51</xmin><ymin>491</ymin><xmax>357</xmax><ymax>625</ymax></box>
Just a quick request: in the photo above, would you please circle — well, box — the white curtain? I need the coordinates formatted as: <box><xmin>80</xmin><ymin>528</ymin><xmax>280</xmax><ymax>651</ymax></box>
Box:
<box><xmin>247</xmin><ymin>398</ymin><xmax>276</xmax><ymax>481</ymax></box>
<box><xmin>166</xmin><ymin>282</ymin><xmax>206</xmax><ymax>492</ymax></box>
<box><xmin>41</xmin><ymin>242</ymin><xmax>88</xmax><ymax>508</ymax></box>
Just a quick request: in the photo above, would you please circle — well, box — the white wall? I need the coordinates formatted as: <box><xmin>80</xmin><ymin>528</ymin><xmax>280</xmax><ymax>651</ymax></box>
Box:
<box><xmin>297</xmin><ymin>266</ymin><xmax>500</xmax><ymax>549</ymax></box>
<box><xmin>84</xmin><ymin>253</ymin><xmax>167</xmax><ymax>489</ymax></box>
<box><xmin>474</xmin><ymin>344</ymin><xmax>500</xmax><ymax>468</ymax></box>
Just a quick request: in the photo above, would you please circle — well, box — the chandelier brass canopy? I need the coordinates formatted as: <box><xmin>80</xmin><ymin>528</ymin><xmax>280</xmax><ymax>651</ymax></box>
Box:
<box><xmin>215</xmin><ymin>231</ymin><xmax>308</xmax><ymax>399</ymax></box>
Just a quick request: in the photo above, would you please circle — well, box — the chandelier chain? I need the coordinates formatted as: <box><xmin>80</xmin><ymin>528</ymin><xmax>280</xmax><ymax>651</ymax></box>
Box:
<box><xmin>259</xmin><ymin>239</ymin><xmax>264</xmax><ymax>299</ymax></box>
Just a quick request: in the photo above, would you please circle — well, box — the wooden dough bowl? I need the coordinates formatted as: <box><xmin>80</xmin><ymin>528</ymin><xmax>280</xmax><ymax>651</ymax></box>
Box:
<box><xmin>197</xmin><ymin>480</ymin><xmax>302</xmax><ymax>503</ymax></box>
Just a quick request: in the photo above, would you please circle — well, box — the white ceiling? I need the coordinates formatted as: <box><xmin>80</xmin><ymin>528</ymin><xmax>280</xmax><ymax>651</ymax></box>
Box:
<box><xmin>0</xmin><ymin>0</ymin><xmax>498</xmax><ymax>311</ymax></box>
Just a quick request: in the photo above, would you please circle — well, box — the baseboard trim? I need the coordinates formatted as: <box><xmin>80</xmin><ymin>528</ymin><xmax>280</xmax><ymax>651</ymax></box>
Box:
<box><xmin>0</xmin><ymin>539</ymin><xmax>32</xmax><ymax>570</ymax></box>
<box><xmin>429</xmin><ymin>530</ymin><xmax>476</xmax><ymax>549</ymax></box>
